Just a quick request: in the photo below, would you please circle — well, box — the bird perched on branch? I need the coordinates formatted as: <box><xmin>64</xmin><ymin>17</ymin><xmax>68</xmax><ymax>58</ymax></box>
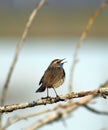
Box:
<box><xmin>36</xmin><ymin>59</ymin><xmax>66</xmax><ymax>98</ymax></box>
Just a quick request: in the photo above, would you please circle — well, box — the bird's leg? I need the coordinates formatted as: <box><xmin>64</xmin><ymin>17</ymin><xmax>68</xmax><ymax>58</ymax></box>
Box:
<box><xmin>53</xmin><ymin>87</ymin><xmax>59</xmax><ymax>97</ymax></box>
<box><xmin>47</xmin><ymin>88</ymin><xmax>50</xmax><ymax>98</ymax></box>
<box><xmin>41</xmin><ymin>88</ymin><xmax>50</xmax><ymax>99</ymax></box>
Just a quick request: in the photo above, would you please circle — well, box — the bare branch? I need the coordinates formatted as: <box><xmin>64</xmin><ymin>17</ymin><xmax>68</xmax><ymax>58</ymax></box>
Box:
<box><xmin>26</xmin><ymin>96</ymin><xmax>94</xmax><ymax>130</ymax></box>
<box><xmin>3</xmin><ymin>81</ymin><xmax>108</xmax><ymax>129</ymax></box>
<box><xmin>0</xmin><ymin>0</ymin><xmax>46</xmax><ymax>106</ymax></box>
<box><xmin>69</xmin><ymin>0</ymin><xmax>108</xmax><ymax>92</ymax></box>
<box><xmin>83</xmin><ymin>104</ymin><xmax>108</xmax><ymax>115</ymax></box>
<box><xmin>0</xmin><ymin>87</ymin><xmax>108</xmax><ymax>113</ymax></box>
<box><xmin>26</xmin><ymin>84</ymin><xmax>108</xmax><ymax>130</ymax></box>
<box><xmin>3</xmin><ymin>104</ymin><xmax>69</xmax><ymax>129</ymax></box>
<box><xmin>0</xmin><ymin>0</ymin><xmax>46</xmax><ymax>128</ymax></box>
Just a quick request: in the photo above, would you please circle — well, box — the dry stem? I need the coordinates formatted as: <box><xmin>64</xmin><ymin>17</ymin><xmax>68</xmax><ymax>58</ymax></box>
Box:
<box><xmin>1</xmin><ymin>0</ymin><xmax>45</xmax><ymax>107</ymax></box>
<box><xmin>2</xmin><ymin>104</ymin><xmax>69</xmax><ymax>129</ymax></box>
<box><xmin>69</xmin><ymin>0</ymin><xmax>108</xmax><ymax>92</ymax></box>
<box><xmin>26</xmin><ymin>96</ymin><xmax>95</xmax><ymax>130</ymax></box>
<box><xmin>0</xmin><ymin>87</ymin><xmax>108</xmax><ymax>113</ymax></box>
<box><xmin>0</xmin><ymin>0</ymin><xmax>46</xmax><ymax>128</ymax></box>
<box><xmin>26</xmin><ymin>81</ymin><xmax>108</xmax><ymax>130</ymax></box>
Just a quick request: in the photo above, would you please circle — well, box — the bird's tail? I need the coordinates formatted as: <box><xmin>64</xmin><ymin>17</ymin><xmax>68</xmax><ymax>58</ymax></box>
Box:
<box><xmin>36</xmin><ymin>85</ymin><xmax>46</xmax><ymax>92</ymax></box>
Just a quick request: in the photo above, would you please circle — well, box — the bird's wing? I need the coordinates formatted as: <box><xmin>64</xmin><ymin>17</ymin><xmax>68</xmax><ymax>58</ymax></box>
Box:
<box><xmin>43</xmin><ymin>67</ymin><xmax>64</xmax><ymax>86</ymax></box>
<box><xmin>39</xmin><ymin>75</ymin><xmax>44</xmax><ymax>85</ymax></box>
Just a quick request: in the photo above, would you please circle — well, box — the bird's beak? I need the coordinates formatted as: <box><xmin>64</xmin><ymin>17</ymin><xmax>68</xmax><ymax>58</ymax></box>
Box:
<box><xmin>60</xmin><ymin>58</ymin><xmax>67</xmax><ymax>64</ymax></box>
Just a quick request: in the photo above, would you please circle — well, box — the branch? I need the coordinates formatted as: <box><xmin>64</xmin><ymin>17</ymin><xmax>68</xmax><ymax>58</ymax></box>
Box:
<box><xmin>0</xmin><ymin>0</ymin><xmax>46</xmax><ymax>128</ymax></box>
<box><xmin>69</xmin><ymin>0</ymin><xmax>108</xmax><ymax>92</ymax></box>
<box><xmin>26</xmin><ymin>81</ymin><xmax>108</xmax><ymax>130</ymax></box>
<box><xmin>83</xmin><ymin>104</ymin><xmax>108</xmax><ymax>115</ymax></box>
<box><xmin>2</xmin><ymin>104</ymin><xmax>69</xmax><ymax>129</ymax></box>
<box><xmin>26</xmin><ymin>96</ymin><xmax>94</xmax><ymax>130</ymax></box>
<box><xmin>3</xmin><ymin>81</ymin><xmax>108</xmax><ymax>129</ymax></box>
<box><xmin>0</xmin><ymin>87</ymin><xmax>108</xmax><ymax>113</ymax></box>
<box><xmin>0</xmin><ymin>0</ymin><xmax>46</xmax><ymax>106</ymax></box>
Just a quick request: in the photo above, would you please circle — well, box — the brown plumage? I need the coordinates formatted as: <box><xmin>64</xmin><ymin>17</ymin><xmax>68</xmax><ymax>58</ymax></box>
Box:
<box><xmin>36</xmin><ymin>59</ymin><xmax>66</xmax><ymax>97</ymax></box>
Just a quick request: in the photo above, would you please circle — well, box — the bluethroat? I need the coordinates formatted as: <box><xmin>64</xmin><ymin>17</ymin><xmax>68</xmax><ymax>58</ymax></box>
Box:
<box><xmin>36</xmin><ymin>59</ymin><xmax>66</xmax><ymax>97</ymax></box>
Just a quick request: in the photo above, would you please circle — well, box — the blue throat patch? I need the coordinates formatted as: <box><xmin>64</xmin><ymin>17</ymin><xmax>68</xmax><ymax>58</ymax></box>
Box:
<box><xmin>60</xmin><ymin>63</ymin><xmax>63</xmax><ymax>68</ymax></box>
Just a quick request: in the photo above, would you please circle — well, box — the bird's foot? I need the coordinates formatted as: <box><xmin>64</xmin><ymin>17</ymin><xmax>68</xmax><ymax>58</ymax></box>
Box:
<box><xmin>41</xmin><ymin>96</ymin><xmax>51</xmax><ymax>99</ymax></box>
<box><xmin>56</xmin><ymin>95</ymin><xmax>60</xmax><ymax>100</ymax></box>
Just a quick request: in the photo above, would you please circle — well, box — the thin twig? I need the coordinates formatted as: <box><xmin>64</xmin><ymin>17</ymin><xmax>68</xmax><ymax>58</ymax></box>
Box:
<box><xmin>0</xmin><ymin>0</ymin><xmax>46</xmax><ymax>127</ymax></box>
<box><xmin>83</xmin><ymin>104</ymin><xmax>108</xmax><ymax>115</ymax></box>
<box><xmin>3</xmin><ymin>110</ymin><xmax>49</xmax><ymax>130</ymax></box>
<box><xmin>0</xmin><ymin>0</ymin><xmax>46</xmax><ymax>106</ymax></box>
<box><xmin>69</xmin><ymin>0</ymin><xmax>108</xmax><ymax>92</ymax></box>
<box><xmin>0</xmin><ymin>87</ymin><xmax>108</xmax><ymax>113</ymax></box>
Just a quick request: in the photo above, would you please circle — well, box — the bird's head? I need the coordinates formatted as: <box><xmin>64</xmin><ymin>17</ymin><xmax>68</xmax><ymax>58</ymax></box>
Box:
<box><xmin>50</xmin><ymin>58</ymin><xmax>66</xmax><ymax>68</ymax></box>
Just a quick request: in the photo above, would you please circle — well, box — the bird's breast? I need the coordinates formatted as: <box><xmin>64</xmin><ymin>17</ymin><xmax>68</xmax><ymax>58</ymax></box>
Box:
<box><xmin>52</xmin><ymin>77</ymin><xmax>65</xmax><ymax>88</ymax></box>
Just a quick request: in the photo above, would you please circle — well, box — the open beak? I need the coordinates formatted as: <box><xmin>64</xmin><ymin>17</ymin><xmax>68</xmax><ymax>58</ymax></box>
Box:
<box><xmin>60</xmin><ymin>58</ymin><xmax>67</xmax><ymax>64</ymax></box>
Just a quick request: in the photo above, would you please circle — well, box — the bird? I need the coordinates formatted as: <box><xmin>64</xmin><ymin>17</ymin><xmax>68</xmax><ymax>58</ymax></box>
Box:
<box><xmin>35</xmin><ymin>59</ymin><xmax>66</xmax><ymax>98</ymax></box>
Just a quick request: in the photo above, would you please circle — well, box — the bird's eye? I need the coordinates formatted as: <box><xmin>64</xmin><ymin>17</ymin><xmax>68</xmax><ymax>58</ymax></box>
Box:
<box><xmin>57</xmin><ymin>61</ymin><xmax>60</xmax><ymax>64</ymax></box>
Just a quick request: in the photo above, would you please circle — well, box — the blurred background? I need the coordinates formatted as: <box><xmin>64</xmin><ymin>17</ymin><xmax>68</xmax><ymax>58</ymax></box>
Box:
<box><xmin>0</xmin><ymin>0</ymin><xmax>108</xmax><ymax>130</ymax></box>
<box><xmin>0</xmin><ymin>0</ymin><xmax>108</xmax><ymax>37</ymax></box>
